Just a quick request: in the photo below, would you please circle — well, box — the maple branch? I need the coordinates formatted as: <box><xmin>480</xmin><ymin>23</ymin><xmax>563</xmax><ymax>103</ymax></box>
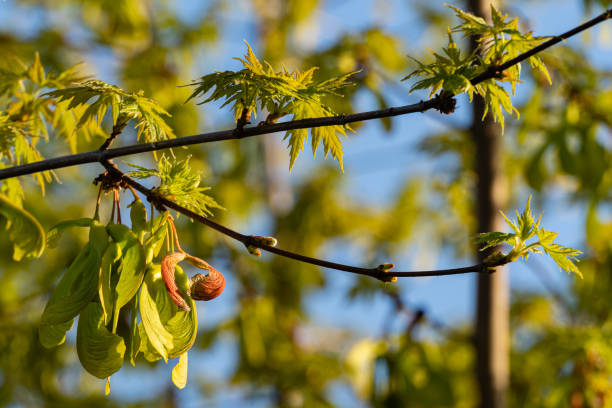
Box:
<box><xmin>100</xmin><ymin>160</ymin><xmax>509</xmax><ymax>281</ymax></box>
<box><xmin>0</xmin><ymin>8</ymin><xmax>609</xmax><ymax>182</ymax></box>
<box><xmin>0</xmin><ymin>98</ymin><xmax>440</xmax><ymax>180</ymax></box>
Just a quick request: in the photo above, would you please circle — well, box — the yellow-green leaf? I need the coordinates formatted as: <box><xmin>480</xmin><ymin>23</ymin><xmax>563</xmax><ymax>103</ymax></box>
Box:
<box><xmin>128</xmin><ymin>295</ymin><xmax>140</xmax><ymax>366</ymax></box>
<box><xmin>40</xmin><ymin>242</ymin><xmax>101</xmax><ymax>326</ymax></box>
<box><xmin>165</xmin><ymin>265</ymin><xmax>197</xmax><ymax>358</ymax></box>
<box><xmin>76</xmin><ymin>303</ymin><xmax>126</xmax><ymax>379</ymax></box>
<box><xmin>107</xmin><ymin>223</ymin><xmax>145</xmax><ymax>331</ymax></box>
<box><xmin>171</xmin><ymin>353</ymin><xmax>188</xmax><ymax>389</ymax></box>
<box><xmin>46</xmin><ymin>218</ymin><xmax>92</xmax><ymax>248</ymax></box>
<box><xmin>129</xmin><ymin>198</ymin><xmax>147</xmax><ymax>239</ymax></box>
<box><xmin>139</xmin><ymin>265</ymin><xmax>174</xmax><ymax>362</ymax></box>
<box><xmin>0</xmin><ymin>194</ymin><xmax>45</xmax><ymax>261</ymax></box>
<box><xmin>99</xmin><ymin>241</ymin><xmax>122</xmax><ymax>326</ymax></box>
<box><xmin>39</xmin><ymin>320</ymin><xmax>73</xmax><ymax>349</ymax></box>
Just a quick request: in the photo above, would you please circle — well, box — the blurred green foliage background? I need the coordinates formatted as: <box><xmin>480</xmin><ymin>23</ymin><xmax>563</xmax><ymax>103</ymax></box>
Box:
<box><xmin>0</xmin><ymin>0</ymin><xmax>611</xmax><ymax>406</ymax></box>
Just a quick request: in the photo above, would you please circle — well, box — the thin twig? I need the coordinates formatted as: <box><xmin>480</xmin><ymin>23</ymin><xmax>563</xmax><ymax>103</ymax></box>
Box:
<box><xmin>0</xmin><ymin>8</ymin><xmax>610</xmax><ymax>181</ymax></box>
<box><xmin>101</xmin><ymin>160</ymin><xmax>508</xmax><ymax>281</ymax></box>
<box><xmin>98</xmin><ymin>118</ymin><xmax>128</xmax><ymax>151</ymax></box>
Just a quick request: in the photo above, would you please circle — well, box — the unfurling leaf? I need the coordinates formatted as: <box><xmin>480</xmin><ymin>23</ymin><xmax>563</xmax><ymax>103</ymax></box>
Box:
<box><xmin>144</xmin><ymin>211</ymin><xmax>169</xmax><ymax>263</ymax></box>
<box><xmin>99</xmin><ymin>241</ymin><xmax>121</xmax><ymax>326</ymax></box>
<box><xmin>40</xmin><ymin>221</ymin><xmax>108</xmax><ymax>347</ymax></box>
<box><xmin>127</xmin><ymin>155</ymin><xmax>222</xmax><ymax>217</ymax></box>
<box><xmin>129</xmin><ymin>198</ymin><xmax>147</xmax><ymax>238</ymax></box>
<box><xmin>128</xmin><ymin>296</ymin><xmax>140</xmax><ymax>366</ymax></box>
<box><xmin>45</xmin><ymin>79</ymin><xmax>174</xmax><ymax>143</ymax></box>
<box><xmin>404</xmin><ymin>5</ymin><xmax>551</xmax><ymax>132</ymax></box>
<box><xmin>76</xmin><ymin>303</ymin><xmax>126</xmax><ymax>379</ymax></box>
<box><xmin>476</xmin><ymin>196</ymin><xmax>582</xmax><ymax>277</ymax></box>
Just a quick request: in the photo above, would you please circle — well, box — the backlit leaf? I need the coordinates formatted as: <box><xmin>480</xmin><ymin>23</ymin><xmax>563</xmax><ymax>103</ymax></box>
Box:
<box><xmin>40</xmin><ymin>242</ymin><xmax>101</xmax><ymax>326</ymax></box>
<box><xmin>172</xmin><ymin>353</ymin><xmax>188</xmax><ymax>389</ymax></box>
<box><xmin>46</xmin><ymin>218</ymin><xmax>92</xmax><ymax>248</ymax></box>
<box><xmin>107</xmin><ymin>223</ymin><xmax>146</xmax><ymax>332</ymax></box>
<box><xmin>39</xmin><ymin>320</ymin><xmax>73</xmax><ymax>349</ymax></box>
<box><xmin>99</xmin><ymin>241</ymin><xmax>122</xmax><ymax>326</ymax></box>
<box><xmin>76</xmin><ymin>303</ymin><xmax>126</xmax><ymax>379</ymax></box>
<box><xmin>139</xmin><ymin>265</ymin><xmax>174</xmax><ymax>362</ymax></box>
<box><xmin>0</xmin><ymin>194</ymin><xmax>45</xmax><ymax>261</ymax></box>
<box><xmin>129</xmin><ymin>198</ymin><xmax>147</xmax><ymax>239</ymax></box>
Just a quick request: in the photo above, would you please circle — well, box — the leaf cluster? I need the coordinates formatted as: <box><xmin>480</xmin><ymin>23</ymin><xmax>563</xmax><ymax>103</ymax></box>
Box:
<box><xmin>187</xmin><ymin>42</ymin><xmax>356</xmax><ymax>169</ymax></box>
<box><xmin>46</xmin><ymin>79</ymin><xmax>175</xmax><ymax>144</ymax></box>
<box><xmin>0</xmin><ymin>54</ymin><xmax>91</xmax><ymax>200</ymax></box>
<box><xmin>404</xmin><ymin>5</ymin><xmax>551</xmax><ymax>131</ymax></box>
<box><xmin>126</xmin><ymin>154</ymin><xmax>222</xmax><ymax>216</ymax></box>
<box><xmin>476</xmin><ymin>196</ymin><xmax>582</xmax><ymax>277</ymax></box>
<box><xmin>40</xmin><ymin>201</ymin><xmax>201</xmax><ymax>391</ymax></box>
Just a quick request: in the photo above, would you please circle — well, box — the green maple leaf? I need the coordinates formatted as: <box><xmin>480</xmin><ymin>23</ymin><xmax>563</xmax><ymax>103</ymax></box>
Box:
<box><xmin>187</xmin><ymin>42</ymin><xmax>355</xmax><ymax>170</ymax></box>
<box><xmin>46</xmin><ymin>80</ymin><xmax>174</xmax><ymax>143</ymax></box>
<box><xmin>405</xmin><ymin>5</ymin><xmax>551</xmax><ymax>132</ymax></box>
<box><xmin>126</xmin><ymin>155</ymin><xmax>222</xmax><ymax>216</ymax></box>
<box><xmin>477</xmin><ymin>196</ymin><xmax>582</xmax><ymax>276</ymax></box>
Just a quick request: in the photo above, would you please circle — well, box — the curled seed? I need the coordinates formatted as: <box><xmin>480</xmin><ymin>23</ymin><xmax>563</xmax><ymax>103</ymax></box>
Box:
<box><xmin>189</xmin><ymin>266</ymin><xmax>225</xmax><ymax>301</ymax></box>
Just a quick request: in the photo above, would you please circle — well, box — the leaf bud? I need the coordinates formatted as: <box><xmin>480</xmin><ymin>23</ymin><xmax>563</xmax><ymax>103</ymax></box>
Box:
<box><xmin>377</xmin><ymin>263</ymin><xmax>397</xmax><ymax>282</ymax></box>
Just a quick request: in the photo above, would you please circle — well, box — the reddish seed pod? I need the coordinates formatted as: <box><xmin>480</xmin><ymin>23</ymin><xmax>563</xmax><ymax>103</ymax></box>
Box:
<box><xmin>189</xmin><ymin>269</ymin><xmax>225</xmax><ymax>301</ymax></box>
<box><xmin>161</xmin><ymin>252</ymin><xmax>191</xmax><ymax>311</ymax></box>
<box><xmin>184</xmin><ymin>254</ymin><xmax>225</xmax><ymax>301</ymax></box>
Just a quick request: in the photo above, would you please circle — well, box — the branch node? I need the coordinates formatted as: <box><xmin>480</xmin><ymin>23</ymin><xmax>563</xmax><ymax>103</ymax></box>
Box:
<box><xmin>244</xmin><ymin>235</ymin><xmax>278</xmax><ymax>257</ymax></box>
<box><xmin>487</xmin><ymin>64</ymin><xmax>505</xmax><ymax>80</ymax></box>
<box><xmin>92</xmin><ymin>170</ymin><xmax>126</xmax><ymax>192</ymax></box>
<box><xmin>376</xmin><ymin>263</ymin><xmax>397</xmax><ymax>283</ymax></box>
<box><xmin>235</xmin><ymin>105</ymin><xmax>251</xmax><ymax>131</ymax></box>
<box><xmin>433</xmin><ymin>92</ymin><xmax>456</xmax><ymax>115</ymax></box>
<box><xmin>146</xmin><ymin>189</ymin><xmax>169</xmax><ymax>213</ymax></box>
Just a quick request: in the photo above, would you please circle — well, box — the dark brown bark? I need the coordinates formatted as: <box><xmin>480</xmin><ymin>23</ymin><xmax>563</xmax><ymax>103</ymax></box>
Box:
<box><xmin>468</xmin><ymin>1</ymin><xmax>509</xmax><ymax>407</ymax></box>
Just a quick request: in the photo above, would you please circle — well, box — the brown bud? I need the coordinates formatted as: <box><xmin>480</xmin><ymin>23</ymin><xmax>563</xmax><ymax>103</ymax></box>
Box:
<box><xmin>161</xmin><ymin>252</ymin><xmax>191</xmax><ymax>311</ymax></box>
<box><xmin>189</xmin><ymin>268</ymin><xmax>225</xmax><ymax>301</ymax></box>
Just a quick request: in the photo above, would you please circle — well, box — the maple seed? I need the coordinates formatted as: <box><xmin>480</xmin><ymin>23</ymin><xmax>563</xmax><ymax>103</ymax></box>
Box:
<box><xmin>161</xmin><ymin>252</ymin><xmax>191</xmax><ymax>311</ymax></box>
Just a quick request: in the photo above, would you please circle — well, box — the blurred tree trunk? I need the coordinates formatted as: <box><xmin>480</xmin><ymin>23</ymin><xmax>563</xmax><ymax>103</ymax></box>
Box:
<box><xmin>468</xmin><ymin>0</ymin><xmax>509</xmax><ymax>407</ymax></box>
